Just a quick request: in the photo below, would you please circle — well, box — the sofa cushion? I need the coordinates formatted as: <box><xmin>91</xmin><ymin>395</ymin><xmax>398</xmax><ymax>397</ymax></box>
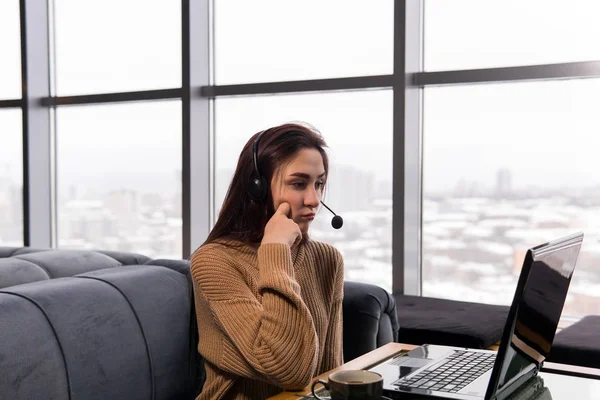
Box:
<box><xmin>15</xmin><ymin>250</ymin><xmax>122</xmax><ymax>278</ymax></box>
<box><xmin>0</xmin><ymin>291</ymin><xmax>71</xmax><ymax>400</ymax></box>
<box><xmin>0</xmin><ymin>247</ymin><xmax>20</xmax><ymax>258</ymax></box>
<box><xmin>395</xmin><ymin>295</ymin><xmax>509</xmax><ymax>349</ymax></box>
<box><xmin>145</xmin><ymin>258</ymin><xmax>191</xmax><ymax>278</ymax></box>
<box><xmin>79</xmin><ymin>266</ymin><xmax>195</xmax><ymax>399</ymax></box>
<box><xmin>0</xmin><ymin>265</ymin><xmax>194</xmax><ymax>400</ymax></box>
<box><xmin>94</xmin><ymin>250</ymin><xmax>151</xmax><ymax>265</ymax></box>
<box><xmin>0</xmin><ymin>258</ymin><xmax>50</xmax><ymax>288</ymax></box>
<box><xmin>548</xmin><ymin>316</ymin><xmax>600</xmax><ymax>368</ymax></box>
<box><xmin>12</xmin><ymin>247</ymin><xmax>49</xmax><ymax>256</ymax></box>
<box><xmin>0</xmin><ymin>247</ymin><xmax>47</xmax><ymax>258</ymax></box>
<box><xmin>0</xmin><ymin>277</ymin><xmax>152</xmax><ymax>399</ymax></box>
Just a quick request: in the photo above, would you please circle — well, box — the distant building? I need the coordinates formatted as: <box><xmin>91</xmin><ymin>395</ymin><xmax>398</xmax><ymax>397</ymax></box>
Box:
<box><xmin>106</xmin><ymin>189</ymin><xmax>139</xmax><ymax>217</ymax></box>
<box><xmin>453</xmin><ymin>179</ymin><xmax>486</xmax><ymax>197</ymax></box>
<box><xmin>326</xmin><ymin>165</ymin><xmax>375</xmax><ymax>212</ymax></box>
<box><xmin>496</xmin><ymin>168</ymin><xmax>512</xmax><ymax>198</ymax></box>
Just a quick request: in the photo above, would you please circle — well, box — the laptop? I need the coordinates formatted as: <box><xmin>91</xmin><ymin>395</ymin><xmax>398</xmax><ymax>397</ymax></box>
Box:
<box><xmin>370</xmin><ymin>232</ymin><xmax>583</xmax><ymax>400</ymax></box>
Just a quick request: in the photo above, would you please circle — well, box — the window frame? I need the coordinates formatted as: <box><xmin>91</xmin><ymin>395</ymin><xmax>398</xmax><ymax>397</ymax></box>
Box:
<box><xmin>7</xmin><ymin>0</ymin><xmax>600</xmax><ymax>297</ymax></box>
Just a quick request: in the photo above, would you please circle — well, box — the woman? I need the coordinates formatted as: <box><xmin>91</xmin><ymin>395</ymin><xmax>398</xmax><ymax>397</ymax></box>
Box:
<box><xmin>190</xmin><ymin>122</ymin><xmax>344</xmax><ymax>399</ymax></box>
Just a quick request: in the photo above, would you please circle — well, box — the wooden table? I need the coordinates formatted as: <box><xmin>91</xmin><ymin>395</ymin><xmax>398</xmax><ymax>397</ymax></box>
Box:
<box><xmin>268</xmin><ymin>342</ymin><xmax>600</xmax><ymax>400</ymax></box>
<box><xmin>268</xmin><ymin>343</ymin><xmax>416</xmax><ymax>400</ymax></box>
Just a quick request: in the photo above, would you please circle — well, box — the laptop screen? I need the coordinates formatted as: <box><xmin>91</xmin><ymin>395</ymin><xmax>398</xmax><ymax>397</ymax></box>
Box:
<box><xmin>486</xmin><ymin>232</ymin><xmax>583</xmax><ymax>399</ymax></box>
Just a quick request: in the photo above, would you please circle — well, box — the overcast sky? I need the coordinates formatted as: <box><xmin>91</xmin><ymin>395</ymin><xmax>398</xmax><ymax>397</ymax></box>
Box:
<box><xmin>2</xmin><ymin>0</ymin><xmax>600</xmax><ymax>195</ymax></box>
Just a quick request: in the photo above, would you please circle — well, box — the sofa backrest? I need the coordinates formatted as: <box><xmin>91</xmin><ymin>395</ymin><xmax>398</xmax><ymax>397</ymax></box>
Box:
<box><xmin>0</xmin><ymin>265</ymin><xmax>196</xmax><ymax>400</ymax></box>
<box><xmin>0</xmin><ymin>247</ymin><xmax>179</xmax><ymax>290</ymax></box>
<box><xmin>342</xmin><ymin>281</ymin><xmax>399</xmax><ymax>362</ymax></box>
<box><xmin>0</xmin><ymin>246</ymin><xmax>398</xmax><ymax>372</ymax></box>
<box><xmin>0</xmin><ymin>246</ymin><xmax>48</xmax><ymax>258</ymax></box>
<box><xmin>0</xmin><ymin>257</ymin><xmax>52</xmax><ymax>288</ymax></box>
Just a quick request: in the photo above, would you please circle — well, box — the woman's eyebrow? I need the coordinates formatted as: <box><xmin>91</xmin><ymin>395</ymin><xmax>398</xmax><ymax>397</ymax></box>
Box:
<box><xmin>288</xmin><ymin>172</ymin><xmax>326</xmax><ymax>179</ymax></box>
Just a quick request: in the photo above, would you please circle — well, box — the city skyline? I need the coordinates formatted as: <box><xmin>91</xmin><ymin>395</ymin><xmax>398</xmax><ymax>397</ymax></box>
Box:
<box><xmin>2</xmin><ymin>160</ymin><xmax>600</xmax><ymax>318</ymax></box>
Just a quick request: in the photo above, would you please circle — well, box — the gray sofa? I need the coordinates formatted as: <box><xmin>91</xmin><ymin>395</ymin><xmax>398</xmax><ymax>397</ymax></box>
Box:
<box><xmin>0</xmin><ymin>247</ymin><xmax>398</xmax><ymax>400</ymax></box>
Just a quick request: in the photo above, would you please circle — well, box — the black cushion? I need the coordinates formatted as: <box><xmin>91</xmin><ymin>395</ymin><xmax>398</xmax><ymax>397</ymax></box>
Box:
<box><xmin>548</xmin><ymin>316</ymin><xmax>600</xmax><ymax>368</ymax></box>
<box><xmin>395</xmin><ymin>295</ymin><xmax>509</xmax><ymax>349</ymax></box>
<box><xmin>343</xmin><ymin>281</ymin><xmax>399</xmax><ymax>362</ymax></box>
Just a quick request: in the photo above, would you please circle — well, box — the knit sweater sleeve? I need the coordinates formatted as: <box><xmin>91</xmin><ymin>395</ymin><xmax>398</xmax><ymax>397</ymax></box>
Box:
<box><xmin>191</xmin><ymin>243</ymin><xmax>319</xmax><ymax>390</ymax></box>
<box><xmin>320</xmin><ymin>247</ymin><xmax>344</xmax><ymax>371</ymax></box>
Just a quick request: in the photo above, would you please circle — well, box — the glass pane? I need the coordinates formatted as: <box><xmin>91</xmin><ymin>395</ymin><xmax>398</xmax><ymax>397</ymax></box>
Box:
<box><xmin>215</xmin><ymin>90</ymin><xmax>393</xmax><ymax>291</ymax></box>
<box><xmin>425</xmin><ymin>0</ymin><xmax>600</xmax><ymax>71</ymax></box>
<box><xmin>54</xmin><ymin>0</ymin><xmax>181</xmax><ymax>95</ymax></box>
<box><xmin>0</xmin><ymin>109</ymin><xmax>23</xmax><ymax>246</ymax></box>
<box><xmin>215</xmin><ymin>0</ymin><xmax>393</xmax><ymax>84</ymax></box>
<box><xmin>56</xmin><ymin>101</ymin><xmax>182</xmax><ymax>258</ymax></box>
<box><xmin>422</xmin><ymin>79</ymin><xmax>600</xmax><ymax>318</ymax></box>
<box><xmin>0</xmin><ymin>1</ymin><xmax>22</xmax><ymax>100</ymax></box>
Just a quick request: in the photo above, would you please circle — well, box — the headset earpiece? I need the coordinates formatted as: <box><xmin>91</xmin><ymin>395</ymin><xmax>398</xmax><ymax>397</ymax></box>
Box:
<box><xmin>248</xmin><ymin>130</ymin><xmax>268</xmax><ymax>202</ymax></box>
<box><xmin>248</xmin><ymin>175</ymin><xmax>267</xmax><ymax>201</ymax></box>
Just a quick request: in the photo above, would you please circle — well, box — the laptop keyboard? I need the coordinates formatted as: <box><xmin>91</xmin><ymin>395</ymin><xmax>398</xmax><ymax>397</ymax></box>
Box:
<box><xmin>393</xmin><ymin>350</ymin><xmax>496</xmax><ymax>393</ymax></box>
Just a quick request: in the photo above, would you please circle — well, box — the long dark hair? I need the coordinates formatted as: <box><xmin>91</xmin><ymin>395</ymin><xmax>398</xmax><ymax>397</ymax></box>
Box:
<box><xmin>204</xmin><ymin>122</ymin><xmax>329</xmax><ymax>247</ymax></box>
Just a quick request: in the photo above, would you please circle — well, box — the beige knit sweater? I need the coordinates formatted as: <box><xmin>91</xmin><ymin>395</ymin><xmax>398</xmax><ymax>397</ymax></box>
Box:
<box><xmin>190</xmin><ymin>239</ymin><xmax>344</xmax><ymax>400</ymax></box>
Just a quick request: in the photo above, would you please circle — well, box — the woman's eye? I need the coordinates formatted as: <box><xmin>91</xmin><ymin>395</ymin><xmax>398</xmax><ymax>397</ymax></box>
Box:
<box><xmin>316</xmin><ymin>181</ymin><xmax>325</xmax><ymax>189</ymax></box>
<box><xmin>292</xmin><ymin>182</ymin><xmax>305</xmax><ymax>188</ymax></box>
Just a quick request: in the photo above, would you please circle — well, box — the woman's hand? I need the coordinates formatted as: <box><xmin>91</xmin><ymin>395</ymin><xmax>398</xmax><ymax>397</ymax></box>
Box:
<box><xmin>261</xmin><ymin>202</ymin><xmax>302</xmax><ymax>248</ymax></box>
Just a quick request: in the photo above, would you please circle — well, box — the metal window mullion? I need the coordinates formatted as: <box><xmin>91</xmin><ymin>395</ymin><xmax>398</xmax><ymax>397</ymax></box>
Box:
<box><xmin>0</xmin><ymin>99</ymin><xmax>24</xmax><ymax>108</ymax></box>
<box><xmin>393</xmin><ymin>0</ymin><xmax>423</xmax><ymax>296</ymax></box>
<box><xmin>44</xmin><ymin>88</ymin><xmax>183</xmax><ymax>106</ymax></box>
<box><xmin>182</xmin><ymin>0</ymin><xmax>211</xmax><ymax>258</ymax></box>
<box><xmin>200</xmin><ymin>75</ymin><xmax>394</xmax><ymax>98</ymax></box>
<box><xmin>20</xmin><ymin>0</ymin><xmax>53</xmax><ymax>248</ymax></box>
<box><xmin>414</xmin><ymin>60</ymin><xmax>600</xmax><ymax>87</ymax></box>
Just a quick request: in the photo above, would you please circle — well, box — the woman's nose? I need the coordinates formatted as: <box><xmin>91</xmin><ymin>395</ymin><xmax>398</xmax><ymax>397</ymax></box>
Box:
<box><xmin>304</xmin><ymin>187</ymin><xmax>320</xmax><ymax>207</ymax></box>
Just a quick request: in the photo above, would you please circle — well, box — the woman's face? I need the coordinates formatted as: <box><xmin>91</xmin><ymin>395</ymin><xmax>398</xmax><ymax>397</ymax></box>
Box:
<box><xmin>270</xmin><ymin>148</ymin><xmax>326</xmax><ymax>234</ymax></box>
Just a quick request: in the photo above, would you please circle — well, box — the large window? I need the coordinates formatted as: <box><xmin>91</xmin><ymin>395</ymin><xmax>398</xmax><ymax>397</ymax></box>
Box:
<box><xmin>422</xmin><ymin>1</ymin><xmax>600</xmax><ymax>319</ymax></box>
<box><xmin>54</xmin><ymin>0</ymin><xmax>181</xmax><ymax>95</ymax></box>
<box><xmin>10</xmin><ymin>0</ymin><xmax>598</xmax><ymax>316</ymax></box>
<box><xmin>56</xmin><ymin>101</ymin><xmax>182</xmax><ymax>258</ymax></box>
<box><xmin>422</xmin><ymin>79</ymin><xmax>600</xmax><ymax>317</ymax></box>
<box><xmin>50</xmin><ymin>1</ymin><xmax>184</xmax><ymax>257</ymax></box>
<box><xmin>0</xmin><ymin>2</ymin><xmax>23</xmax><ymax>246</ymax></box>
<box><xmin>425</xmin><ymin>0</ymin><xmax>600</xmax><ymax>70</ymax></box>
<box><xmin>215</xmin><ymin>90</ymin><xmax>393</xmax><ymax>291</ymax></box>
<box><xmin>214</xmin><ymin>0</ymin><xmax>393</xmax><ymax>84</ymax></box>
<box><xmin>0</xmin><ymin>1</ymin><xmax>21</xmax><ymax>100</ymax></box>
<box><xmin>0</xmin><ymin>110</ymin><xmax>23</xmax><ymax>246</ymax></box>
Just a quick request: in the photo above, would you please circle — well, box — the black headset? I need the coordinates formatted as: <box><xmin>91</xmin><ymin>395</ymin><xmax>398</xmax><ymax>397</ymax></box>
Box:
<box><xmin>247</xmin><ymin>129</ymin><xmax>269</xmax><ymax>202</ymax></box>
